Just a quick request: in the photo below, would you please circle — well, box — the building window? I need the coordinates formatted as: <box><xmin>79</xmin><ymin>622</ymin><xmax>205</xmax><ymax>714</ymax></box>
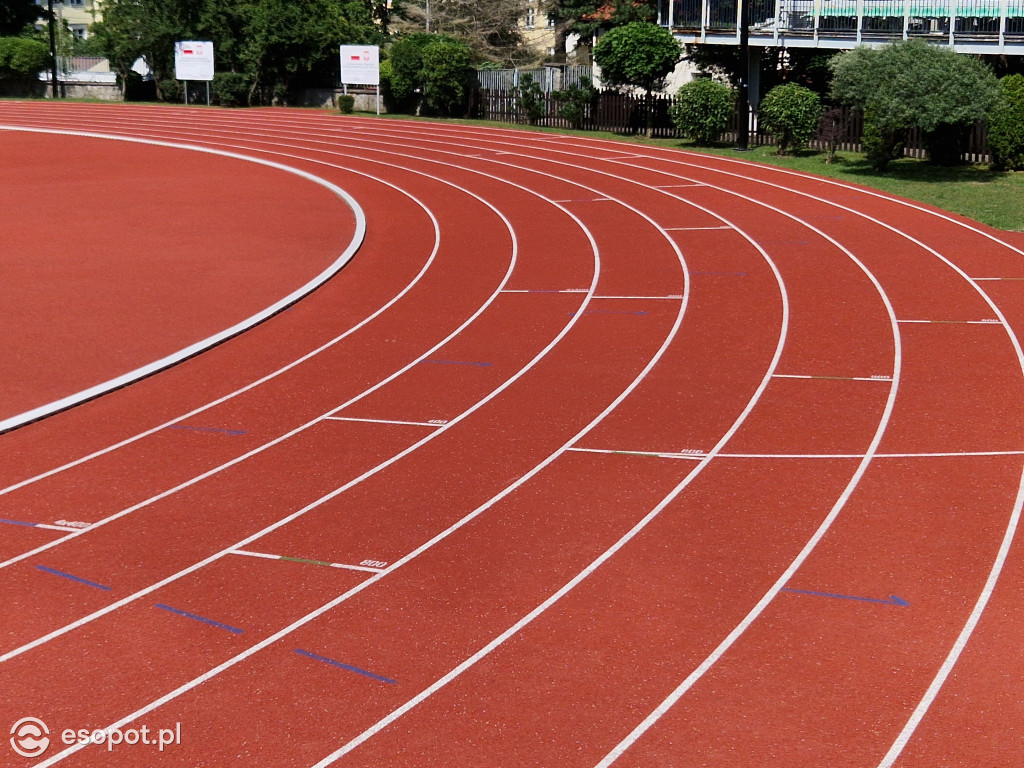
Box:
<box><xmin>70</xmin><ymin>24</ymin><xmax>87</xmax><ymax>39</ymax></box>
<box><xmin>525</xmin><ymin>7</ymin><xmax>536</xmax><ymax>29</ymax></box>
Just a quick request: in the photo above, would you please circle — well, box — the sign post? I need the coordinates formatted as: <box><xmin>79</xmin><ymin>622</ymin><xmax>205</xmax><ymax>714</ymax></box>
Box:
<box><xmin>339</xmin><ymin>45</ymin><xmax>381</xmax><ymax>115</ymax></box>
<box><xmin>175</xmin><ymin>41</ymin><xmax>215</xmax><ymax>106</ymax></box>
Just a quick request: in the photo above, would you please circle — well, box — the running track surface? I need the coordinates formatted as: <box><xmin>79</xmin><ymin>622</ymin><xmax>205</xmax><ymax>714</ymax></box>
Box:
<box><xmin>0</xmin><ymin>102</ymin><xmax>1021</xmax><ymax>768</ymax></box>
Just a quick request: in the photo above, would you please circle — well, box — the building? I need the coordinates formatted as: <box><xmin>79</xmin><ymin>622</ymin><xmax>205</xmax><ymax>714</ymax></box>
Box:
<box><xmin>36</xmin><ymin>0</ymin><xmax>103</xmax><ymax>42</ymax></box>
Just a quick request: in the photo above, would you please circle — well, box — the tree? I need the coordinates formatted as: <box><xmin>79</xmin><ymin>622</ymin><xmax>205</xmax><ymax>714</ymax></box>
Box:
<box><xmin>395</xmin><ymin>0</ymin><xmax>531</xmax><ymax>65</ymax></box>
<box><xmin>670</xmin><ymin>77</ymin><xmax>733</xmax><ymax>145</ymax></box>
<box><xmin>511</xmin><ymin>72</ymin><xmax>546</xmax><ymax>124</ymax></box>
<box><xmin>421</xmin><ymin>36</ymin><xmax>472</xmax><ymax>115</ymax></box>
<box><xmin>552</xmin><ymin>75</ymin><xmax>597</xmax><ymax>129</ymax></box>
<box><xmin>831</xmin><ymin>40</ymin><xmax>997</xmax><ymax>169</ymax></box>
<box><xmin>593</xmin><ymin>21</ymin><xmax>680</xmax><ymax>137</ymax></box>
<box><xmin>988</xmin><ymin>74</ymin><xmax>1024</xmax><ymax>171</ymax></box>
<box><xmin>547</xmin><ymin>0</ymin><xmax>656</xmax><ymax>41</ymax></box>
<box><xmin>0</xmin><ymin>37</ymin><xmax>48</xmax><ymax>80</ymax></box>
<box><xmin>758</xmin><ymin>82</ymin><xmax>822</xmax><ymax>155</ymax></box>
<box><xmin>0</xmin><ymin>0</ymin><xmax>41</xmax><ymax>37</ymax></box>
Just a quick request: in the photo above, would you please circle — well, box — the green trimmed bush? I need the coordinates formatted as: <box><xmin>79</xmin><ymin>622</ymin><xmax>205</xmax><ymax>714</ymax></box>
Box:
<box><xmin>989</xmin><ymin>74</ymin><xmax>1024</xmax><ymax>171</ymax></box>
<box><xmin>337</xmin><ymin>94</ymin><xmax>355</xmax><ymax>114</ymax></box>
<box><xmin>512</xmin><ymin>73</ymin><xmax>545</xmax><ymax>125</ymax></box>
<box><xmin>758</xmin><ymin>83</ymin><xmax>822</xmax><ymax>155</ymax></box>
<box><xmin>212</xmin><ymin>72</ymin><xmax>252</xmax><ymax>107</ymax></box>
<box><xmin>670</xmin><ymin>78</ymin><xmax>734</xmax><ymax>145</ymax></box>
<box><xmin>553</xmin><ymin>76</ymin><xmax>597</xmax><ymax>130</ymax></box>
<box><xmin>0</xmin><ymin>37</ymin><xmax>48</xmax><ymax>80</ymax></box>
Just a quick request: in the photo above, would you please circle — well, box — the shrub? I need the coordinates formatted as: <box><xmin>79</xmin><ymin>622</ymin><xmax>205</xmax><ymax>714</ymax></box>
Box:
<box><xmin>421</xmin><ymin>38</ymin><xmax>471</xmax><ymax>116</ymax></box>
<box><xmin>758</xmin><ymin>83</ymin><xmax>822</xmax><ymax>155</ymax></box>
<box><xmin>831</xmin><ymin>39</ymin><xmax>996</xmax><ymax>169</ymax></box>
<box><xmin>670</xmin><ymin>78</ymin><xmax>734</xmax><ymax>145</ymax></box>
<box><xmin>212</xmin><ymin>72</ymin><xmax>252</xmax><ymax>107</ymax></box>
<box><xmin>0</xmin><ymin>37</ymin><xmax>48</xmax><ymax>80</ymax></box>
<box><xmin>337</xmin><ymin>94</ymin><xmax>355</xmax><ymax>114</ymax></box>
<box><xmin>511</xmin><ymin>73</ymin><xmax>545</xmax><ymax>125</ymax></box>
<box><xmin>553</xmin><ymin>76</ymin><xmax>597</xmax><ymax>130</ymax></box>
<box><xmin>989</xmin><ymin>74</ymin><xmax>1024</xmax><ymax>171</ymax></box>
<box><xmin>862</xmin><ymin>108</ymin><xmax>906</xmax><ymax>172</ymax></box>
<box><xmin>818</xmin><ymin>106</ymin><xmax>850</xmax><ymax>164</ymax></box>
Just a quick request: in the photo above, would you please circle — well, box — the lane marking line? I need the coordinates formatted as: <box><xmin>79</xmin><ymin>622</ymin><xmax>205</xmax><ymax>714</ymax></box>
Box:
<box><xmin>898</xmin><ymin>319</ymin><xmax>1000</xmax><ymax>325</ymax></box>
<box><xmin>322</xmin><ymin>417</ymin><xmax>443</xmax><ymax>429</ymax></box>
<box><xmin>294</xmin><ymin>649</ymin><xmax>397</xmax><ymax>684</ymax></box>
<box><xmin>35</xmin><ymin>565</ymin><xmax>112</xmax><ymax>592</ymax></box>
<box><xmin>781</xmin><ymin>588</ymin><xmax>910</xmax><ymax>607</ymax></box>
<box><xmin>0</xmin><ymin>126</ymin><xmax>366</xmax><ymax>436</ymax></box>
<box><xmin>774</xmin><ymin>374</ymin><xmax>893</xmax><ymax>382</ymax></box>
<box><xmin>153</xmin><ymin>604</ymin><xmax>244</xmax><ymax>634</ymax></box>
<box><xmin>230</xmin><ymin>549</ymin><xmax>385</xmax><ymax>574</ymax></box>
<box><xmin>420</xmin><ymin>359</ymin><xmax>492</xmax><ymax>367</ymax></box>
<box><xmin>165</xmin><ymin>425</ymin><xmax>248</xmax><ymax>436</ymax></box>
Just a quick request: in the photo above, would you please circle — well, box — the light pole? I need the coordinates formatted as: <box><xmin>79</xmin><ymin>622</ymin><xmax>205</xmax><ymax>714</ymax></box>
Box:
<box><xmin>47</xmin><ymin>0</ymin><xmax>59</xmax><ymax>97</ymax></box>
<box><xmin>736</xmin><ymin>0</ymin><xmax>750</xmax><ymax>150</ymax></box>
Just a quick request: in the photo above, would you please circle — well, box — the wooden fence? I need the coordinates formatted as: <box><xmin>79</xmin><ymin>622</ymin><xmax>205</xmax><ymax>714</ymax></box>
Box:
<box><xmin>475</xmin><ymin>89</ymin><xmax>992</xmax><ymax>163</ymax></box>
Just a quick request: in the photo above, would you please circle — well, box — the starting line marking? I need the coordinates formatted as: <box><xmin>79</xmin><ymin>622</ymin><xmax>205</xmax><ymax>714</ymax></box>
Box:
<box><xmin>230</xmin><ymin>549</ymin><xmax>386</xmax><ymax>573</ymax></box>
<box><xmin>154</xmin><ymin>603</ymin><xmax>244</xmax><ymax>634</ymax></box>
<box><xmin>664</xmin><ymin>225</ymin><xmax>731</xmax><ymax>231</ymax></box>
<box><xmin>781</xmin><ymin>588</ymin><xmax>909</xmax><ymax>607</ymax></box>
<box><xmin>36</xmin><ymin>565</ymin><xmax>112</xmax><ymax>592</ymax></box>
<box><xmin>0</xmin><ymin>518</ymin><xmax>83</xmax><ymax>532</ymax></box>
<box><xmin>592</xmin><ymin>295</ymin><xmax>684</xmax><ymax>300</ymax></box>
<box><xmin>323</xmin><ymin>416</ymin><xmax>445</xmax><ymax>429</ymax></box>
<box><xmin>774</xmin><ymin>374</ymin><xmax>893</xmax><ymax>382</ymax></box>
<box><xmin>500</xmin><ymin>288</ymin><xmax>589</xmax><ymax>294</ymax></box>
<box><xmin>567</xmin><ymin>447</ymin><xmax>705</xmax><ymax>460</ymax></box>
<box><xmin>898</xmin><ymin>319</ymin><xmax>1000</xmax><ymax>325</ymax></box>
<box><xmin>421</xmin><ymin>359</ymin><xmax>492</xmax><ymax>368</ymax></box>
<box><xmin>166</xmin><ymin>425</ymin><xmax>248</xmax><ymax>436</ymax></box>
<box><xmin>294</xmin><ymin>649</ymin><xmax>397</xmax><ymax>684</ymax></box>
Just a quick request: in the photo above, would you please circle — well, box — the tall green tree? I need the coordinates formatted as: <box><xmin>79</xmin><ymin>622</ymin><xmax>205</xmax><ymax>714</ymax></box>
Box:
<box><xmin>831</xmin><ymin>40</ymin><xmax>997</xmax><ymax>169</ymax></box>
<box><xmin>395</xmin><ymin>0</ymin><xmax>530</xmax><ymax>65</ymax></box>
<box><xmin>0</xmin><ymin>0</ymin><xmax>42</xmax><ymax>37</ymax></box>
<box><xmin>593</xmin><ymin>20</ymin><xmax>680</xmax><ymax>137</ymax></box>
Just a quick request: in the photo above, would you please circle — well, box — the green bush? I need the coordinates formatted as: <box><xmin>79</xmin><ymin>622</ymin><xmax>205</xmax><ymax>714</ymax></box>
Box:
<box><xmin>0</xmin><ymin>37</ymin><xmax>48</xmax><ymax>80</ymax></box>
<box><xmin>862</xmin><ymin>108</ymin><xmax>906</xmax><ymax>172</ymax></box>
<box><xmin>421</xmin><ymin>38</ymin><xmax>471</xmax><ymax>116</ymax></box>
<box><xmin>337</xmin><ymin>94</ymin><xmax>355</xmax><ymax>114</ymax></box>
<box><xmin>670</xmin><ymin>78</ymin><xmax>734</xmax><ymax>145</ymax></box>
<box><xmin>553</xmin><ymin>76</ymin><xmax>597</xmax><ymax>130</ymax></box>
<box><xmin>511</xmin><ymin>73</ymin><xmax>545</xmax><ymax>125</ymax></box>
<box><xmin>212</xmin><ymin>72</ymin><xmax>253</xmax><ymax>107</ymax></box>
<box><xmin>831</xmin><ymin>39</ymin><xmax>996</xmax><ymax>170</ymax></box>
<box><xmin>758</xmin><ymin>82</ymin><xmax>822</xmax><ymax>155</ymax></box>
<box><xmin>989</xmin><ymin>74</ymin><xmax>1024</xmax><ymax>171</ymax></box>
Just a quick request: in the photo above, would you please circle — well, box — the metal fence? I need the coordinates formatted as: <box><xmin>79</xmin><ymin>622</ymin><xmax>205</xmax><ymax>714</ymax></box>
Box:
<box><xmin>474</xmin><ymin>66</ymin><xmax>594</xmax><ymax>93</ymax></box>
<box><xmin>475</xmin><ymin>90</ymin><xmax>992</xmax><ymax>162</ymax></box>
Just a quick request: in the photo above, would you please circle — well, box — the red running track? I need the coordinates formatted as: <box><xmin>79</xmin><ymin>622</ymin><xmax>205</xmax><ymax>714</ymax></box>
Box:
<box><xmin>0</xmin><ymin>103</ymin><xmax>1021</xmax><ymax>768</ymax></box>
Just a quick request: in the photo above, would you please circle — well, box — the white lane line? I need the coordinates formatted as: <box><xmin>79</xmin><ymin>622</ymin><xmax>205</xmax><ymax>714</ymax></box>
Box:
<box><xmin>0</xmin><ymin>143</ymin><xmax>530</xmax><ymax>657</ymax></box>
<box><xmin>566</xmin><ymin>143</ymin><xmax>1024</xmax><ymax>768</ymax></box>
<box><xmin>322</xmin><ymin>417</ymin><xmax>444</xmax><ymax>428</ymax></box>
<box><xmin>592</xmin><ymin>295</ymin><xmax>684</xmax><ymax>300</ymax></box>
<box><xmin>23</xmin><ymin>141</ymin><xmax>610</xmax><ymax>768</ymax></box>
<box><xmin>0</xmin><ymin>126</ymin><xmax>365</xmax><ymax>436</ymax></box>
<box><xmin>566</xmin><ymin>447</ymin><xmax>706</xmax><ymax>460</ymax></box>
<box><xmin>307</xmin><ymin>167</ymin><xmax>789</xmax><ymax>768</ymax></box>
<box><xmin>0</xmin><ymin>154</ymin><xmax>441</xmax><ymax>506</ymax></box>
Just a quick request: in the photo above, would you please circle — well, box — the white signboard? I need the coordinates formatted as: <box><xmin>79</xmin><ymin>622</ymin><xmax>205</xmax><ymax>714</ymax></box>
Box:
<box><xmin>175</xmin><ymin>41</ymin><xmax>214</xmax><ymax>82</ymax></box>
<box><xmin>339</xmin><ymin>45</ymin><xmax>380</xmax><ymax>86</ymax></box>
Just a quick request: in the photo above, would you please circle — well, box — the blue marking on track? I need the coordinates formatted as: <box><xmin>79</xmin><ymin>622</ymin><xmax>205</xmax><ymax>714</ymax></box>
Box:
<box><xmin>294</xmin><ymin>648</ymin><xmax>397</xmax><ymax>684</ymax></box>
<box><xmin>154</xmin><ymin>603</ymin><xmax>244</xmax><ymax>634</ymax></box>
<box><xmin>422</xmin><ymin>359</ymin><xmax>492</xmax><ymax>367</ymax></box>
<box><xmin>782</xmin><ymin>588</ymin><xmax>909</xmax><ymax>607</ymax></box>
<box><xmin>36</xmin><ymin>565</ymin><xmax>112</xmax><ymax>591</ymax></box>
<box><xmin>166</xmin><ymin>425</ymin><xmax>248</xmax><ymax>436</ymax></box>
<box><xmin>1</xmin><ymin>518</ymin><xmax>38</xmax><ymax>528</ymax></box>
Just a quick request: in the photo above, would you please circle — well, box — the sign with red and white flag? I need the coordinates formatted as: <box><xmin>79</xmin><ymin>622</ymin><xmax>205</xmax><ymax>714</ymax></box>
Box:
<box><xmin>174</xmin><ymin>41</ymin><xmax>214</xmax><ymax>81</ymax></box>
<box><xmin>339</xmin><ymin>45</ymin><xmax>379</xmax><ymax>86</ymax></box>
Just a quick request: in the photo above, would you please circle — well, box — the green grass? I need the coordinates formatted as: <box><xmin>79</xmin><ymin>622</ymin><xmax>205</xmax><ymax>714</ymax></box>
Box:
<box><xmin>352</xmin><ymin>111</ymin><xmax>1024</xmax><ymax>232</ymax></box>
